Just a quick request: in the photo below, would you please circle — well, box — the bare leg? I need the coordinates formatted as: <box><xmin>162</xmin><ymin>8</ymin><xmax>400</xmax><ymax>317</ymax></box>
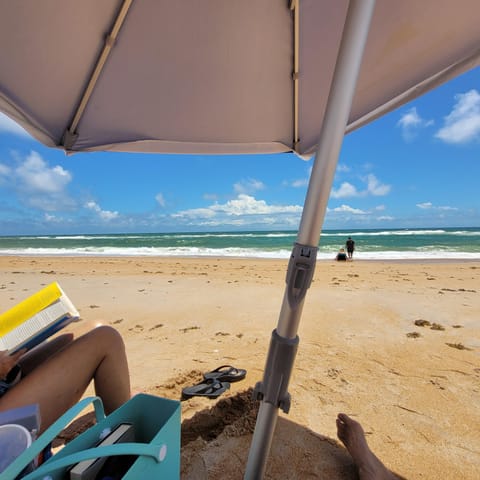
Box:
<box><xmin>19</xmin><ymin>333</ymin><xmax>74</xmax><ymax>376</ymax></box>
<box><xmin>0</xmin><ymin>326</ymin><xmax>130</xmax><ymax>432</ymax></box>
<box><xmin>336</xmin><ymin>413</ymin><xmax>398</xmax><ymax>480</ymax></box>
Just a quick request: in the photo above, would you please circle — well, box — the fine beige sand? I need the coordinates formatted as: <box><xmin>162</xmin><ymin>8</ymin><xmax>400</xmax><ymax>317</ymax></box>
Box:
<box><xmin>0</xmin><ymin>256</ymin><xmax>479</xmax><ymax>479</ymax></box>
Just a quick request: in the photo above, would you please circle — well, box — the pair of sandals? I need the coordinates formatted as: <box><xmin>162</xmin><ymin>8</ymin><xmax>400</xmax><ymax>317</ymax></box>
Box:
<box><xmin>181</xmin><ymin>365</ymin><xmax>247</xmax><ymax>400</ymax></box>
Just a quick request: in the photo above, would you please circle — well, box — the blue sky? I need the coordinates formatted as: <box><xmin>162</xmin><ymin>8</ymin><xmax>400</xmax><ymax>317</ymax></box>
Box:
<box><xmin>0</xmin><ymin>67</ymin><xmax>479</xmax><ymax>235</ymax></box>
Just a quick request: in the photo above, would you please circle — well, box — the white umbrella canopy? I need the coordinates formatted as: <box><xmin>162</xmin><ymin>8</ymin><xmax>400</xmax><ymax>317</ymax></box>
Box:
<box><xmin>0</xmin><ymin>0</ymin><xmax>479</xmax><ymax>157</ymax></box>
<box><xmin>2</xmin><ymin>1</ymin><xmax>480</xmax><ymax>478</ymax></box>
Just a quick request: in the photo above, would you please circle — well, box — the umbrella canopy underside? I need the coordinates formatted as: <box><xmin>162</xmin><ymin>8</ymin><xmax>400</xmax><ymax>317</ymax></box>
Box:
<box><xmin>0</xmin><ymin>0</ymin><xmax>479</xmax><ymax>157</ymax></box>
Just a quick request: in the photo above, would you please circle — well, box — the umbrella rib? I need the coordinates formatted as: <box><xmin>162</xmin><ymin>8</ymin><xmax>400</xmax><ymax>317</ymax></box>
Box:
<box><xmin>290</xmin><ymin>0</ymin><xmax>300</xmax><ymax>152</ymax></box>
<box><xmin>61</xmin><ymin>0</ymin><xmax>134</xmax><ymax>149</ymax></box>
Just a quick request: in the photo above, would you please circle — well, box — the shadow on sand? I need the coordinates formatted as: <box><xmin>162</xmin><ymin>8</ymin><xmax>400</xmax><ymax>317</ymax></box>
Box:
<box><xmin>181</xmin><ymin>388</ymin><xmax>358</xmax><ymax>480</ymax></box>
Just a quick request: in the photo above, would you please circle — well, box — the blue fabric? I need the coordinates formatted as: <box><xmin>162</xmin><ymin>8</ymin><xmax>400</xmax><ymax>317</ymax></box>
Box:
<box><xmin>0</xmin><ymin>364</ymin><xmax>22</xmax><ymax>397</ymax></box>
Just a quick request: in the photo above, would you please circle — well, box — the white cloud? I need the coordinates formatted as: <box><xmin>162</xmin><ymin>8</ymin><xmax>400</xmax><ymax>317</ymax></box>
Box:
<box><xmin>398</xmin><ymin>107</ymin><xmax>423</xmax><ymax>128</ymax></box>
<box><xmin>15</xmin><ymin>151</ymin><xmax>71</xmax><ymax>194</ymax></box>
<box><xmin>2</xmin><ymin>151</ymin><xmax>75</xmax><ymax>211</ymax></box>
<box><xmin>0</xmin><ymin>164</ymin><xmax>11</xmax><ymax>176</ymax></box>
<box><xmin>437</xmin><ymin>206</ymin><xmax>458</xmax><ymax>211</ymax></box>
<box><xmin>155</xmin><ymin>192</ymin><xmax>166</xmax><ymax>207</ymax></box>
<box><xmin>85</xmin><ymin>201</ymin><xmax>119</xmax><ymax>220</ymax></box>
<box><xmin>174</xmin><ymin>194</ymin><xmax>302</xmax><ymax>219</ymax></box>
<box><xmin>397</xmin><ymin>107</ymin><xmax>433</xmax><ymax>141</ymax></box>
<box><xmin>288</xmin><ymin>166</ymin><xmax>312</xmax><ymax>188</ymax></box>
<box><xmin>327</xmin><ymin>202</ymin><xmax>395</xmax><ymax>225</ymax></box>
<box><xmin>291</xmin><ymin>178</ymin><xmax>308</xmax><ymax>188</ymax></box>
<box><xmin>416</xmin><ymin>201</ymin><xmax>458</xmax><ymax>211</ymax></box>
<box><xmin>172</xmin><ymin>207</ymin><xmax>217</xmax><ymax>219</ymax></box>
<box><xmin>0</xmin><ymin>113</ymin><xmax>32</xmax><ymax>138</ymax></box>
<box><xmin>416</xmin><ymin>202</ymin><xmax>433</xmax><ymax>209</ymax></box>
<box><xmin>331</xmin><ymin>175</ymin><xmax>390</xmax><ymax>198</ymax></box>
<box><xmin>331</xmin><ymin>204</ymin><xmax>367</xmax><ymax>215</ymax></box>
<box><xmin>0</xmin><ymin>163</ymin><xmax>11</xmax><ymax>186</ymax></box>
<box><xmin>44</xmin><ymin>213</ymin><xmax>71</xmax><ymax>224</ymax></box>
<box><xmin>233</xmin><ymin>178</ymin><xmax>265</xmax><ymax>195</ymax></box>
<box><xmin>435</xmin><ymin>89</ymin><xmax>480</xmax><ymax>144</ymax></box>
<box><xmin>223</xmin><ymin>194</ymin><xmax>302</xmax><ymax>215</ymax></box>
<box><xmin>366</xmin><ymin>174</ymin><xmax>391</xmax><ymax>196</ymax></box>
<box><xmin>331</xmin><ymin>182</ymin><xmax>359</xmax><ymax>198</ymax></box>
<box><xmin>336</xmin><ymin>164</ymin><xmax>350</xmax><ymax>173</ymax></box>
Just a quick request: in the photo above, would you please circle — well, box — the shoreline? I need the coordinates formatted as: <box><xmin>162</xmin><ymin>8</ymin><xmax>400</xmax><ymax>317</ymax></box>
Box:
<box><xmin>0</xmin><ymin>254</ymin><xmax>479</xmax><ymax>263</ymax></box>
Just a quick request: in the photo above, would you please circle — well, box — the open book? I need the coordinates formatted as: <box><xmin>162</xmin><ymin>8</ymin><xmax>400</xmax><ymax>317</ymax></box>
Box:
<box><xmin>0</xmin><ymin>282</ymin><xmax>80</xmax><ymax>353</ymax></box>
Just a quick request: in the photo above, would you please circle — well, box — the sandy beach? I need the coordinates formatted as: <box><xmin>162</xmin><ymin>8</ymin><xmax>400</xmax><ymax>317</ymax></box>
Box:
<box><xmin>0</xmin><ymin>256</ymin><xmax>479</xmax><ymax>479</ymax></box>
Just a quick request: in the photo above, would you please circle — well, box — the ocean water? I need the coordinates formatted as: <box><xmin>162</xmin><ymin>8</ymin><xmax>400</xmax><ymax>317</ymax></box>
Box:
<box><xmin>0</xmin><ymin>228</ymin><xmax>479</xmax><ymax>260</ymax></box>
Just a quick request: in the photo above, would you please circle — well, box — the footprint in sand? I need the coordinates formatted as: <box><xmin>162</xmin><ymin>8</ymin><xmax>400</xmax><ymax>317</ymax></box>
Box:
<box><xmin>128</xmin><ymin>324</ymin><xmax>144</xmax><ymax>332</ymax></box>
<box><xmin>152</xmin><ymin>370</ymin><xmax>204</xmax><ymax>394</ymax></box>
<box><xmin>149</xmin><ymin>324</ymin><xmax>164</xmax><ymax>331</ymax></box>
<box><xmin>429</xmin><ymin>379</ymin><xmax>445</xmax><ymax>390</ymax></box>
<box><xmin>180</xmin><ymin>326</ymin><xmax>200</xmax><ymax>333</ymax></box>
<box><xmin>414</xmin><ymin>320</ymin><xmax>445</xmax><ymax>331</ymax></box>
<box><xmin>327</xmin><ymin>368</ymin><xmax>341</xmax><ymax>379</ymax></box>
<box><xmin>406</xmin><ymin>332</ymin><xmax>422</xmax><ymax>338</ymax></box>
<box><xmin>414</xmin><ymin>319</ymin><xmax>431</xmax><ymax>327</ymax></box>
<box><xmin>446</xmin><ymin>342</ymin><xmax>472</xmax><ymax>351</ymax></box>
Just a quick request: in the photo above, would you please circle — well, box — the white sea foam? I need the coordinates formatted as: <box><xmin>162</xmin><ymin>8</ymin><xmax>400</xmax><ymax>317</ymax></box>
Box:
<box><xmin>321</xmin><ymin>229</ymin><xmax>480</xmax><ymax>236</ymax></box>
<box><xmin>0</xmin><ymin>246</ymin><xmax>479</xmax><ymax>260</ymax></box>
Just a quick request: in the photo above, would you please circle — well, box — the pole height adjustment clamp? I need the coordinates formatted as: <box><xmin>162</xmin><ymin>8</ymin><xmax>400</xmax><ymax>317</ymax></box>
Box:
<box><xmin>253</xmin><ymin>330</ymin><xmax>299</xmax><ymax>414</ymax></box>
<box><xmin>286</xmin><ymin>242</ymin><xmax>317</xmax><ymax>309</ymax></box>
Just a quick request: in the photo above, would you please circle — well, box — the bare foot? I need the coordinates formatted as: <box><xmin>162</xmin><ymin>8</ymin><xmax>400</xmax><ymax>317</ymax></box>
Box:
<box><xmin>336</xmin><ymin>413</ymin><xmax>398</xmax><ymax>480</ymax></box>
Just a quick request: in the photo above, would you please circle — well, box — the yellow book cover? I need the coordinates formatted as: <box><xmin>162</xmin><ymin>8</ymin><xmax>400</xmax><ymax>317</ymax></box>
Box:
<box><xmin>0</xmin><ymin>282</ymin><xmax>62</xmax><ymax>336</ymax></box>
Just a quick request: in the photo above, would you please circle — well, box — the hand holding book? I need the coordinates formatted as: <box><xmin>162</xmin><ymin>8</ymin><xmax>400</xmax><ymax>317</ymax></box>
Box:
<box><xmin>0</xmin><ymin>349</ymin><xmax>25</xmax><ymax>377</ymax></box>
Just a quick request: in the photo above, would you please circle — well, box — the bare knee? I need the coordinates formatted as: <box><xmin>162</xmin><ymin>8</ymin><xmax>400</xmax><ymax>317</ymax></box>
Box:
<box><xmin>87</xmin><ymin>325</ymin><xmax>126</xmax><ymax>351</ymax></box>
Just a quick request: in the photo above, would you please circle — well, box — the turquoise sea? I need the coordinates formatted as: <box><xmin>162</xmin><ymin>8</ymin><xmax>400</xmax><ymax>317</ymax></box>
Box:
<box><xmin>0</xmin><ymin>228</ymin><xmax>479</xmax><ymax>260</ymax></box>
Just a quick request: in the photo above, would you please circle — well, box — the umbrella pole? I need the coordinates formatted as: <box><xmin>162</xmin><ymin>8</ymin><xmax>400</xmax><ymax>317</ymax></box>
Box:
<box><xmin>244</xmin><ymin>1</ymin><xmax>376</xmax><ymax>478</ymax></box>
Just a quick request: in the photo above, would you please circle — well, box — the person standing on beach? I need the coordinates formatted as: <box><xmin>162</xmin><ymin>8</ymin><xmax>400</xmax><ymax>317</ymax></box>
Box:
<box><xmin>346</xmin><ymin>237</ymin><xmax>355</xmax><ymax>259</ymax></box>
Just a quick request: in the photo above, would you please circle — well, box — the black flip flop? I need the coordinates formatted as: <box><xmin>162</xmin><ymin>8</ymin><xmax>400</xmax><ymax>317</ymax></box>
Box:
<box><xmin>181</xmin><ymin>378</ymin><xmax>230</xmax><ymax>400</ymax></box>
<box><xmin>203</xmin><ymin>365</ymin><xmax>247</xmax><ymax>383</ymax></box>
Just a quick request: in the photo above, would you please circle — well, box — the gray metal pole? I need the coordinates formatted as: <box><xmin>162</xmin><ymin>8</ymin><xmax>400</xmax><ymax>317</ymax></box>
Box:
<box><xmin>244</xmin><ymin>1</ymin><xmax>376</xmax><ymax>478</ymax></box>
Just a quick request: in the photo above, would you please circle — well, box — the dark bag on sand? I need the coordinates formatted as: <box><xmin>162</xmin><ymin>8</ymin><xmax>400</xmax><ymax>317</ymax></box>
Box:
<box><xmin>3</xmin><ymin>394</ymin><xmax>180</xmax><ymax>479</ymax></box>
